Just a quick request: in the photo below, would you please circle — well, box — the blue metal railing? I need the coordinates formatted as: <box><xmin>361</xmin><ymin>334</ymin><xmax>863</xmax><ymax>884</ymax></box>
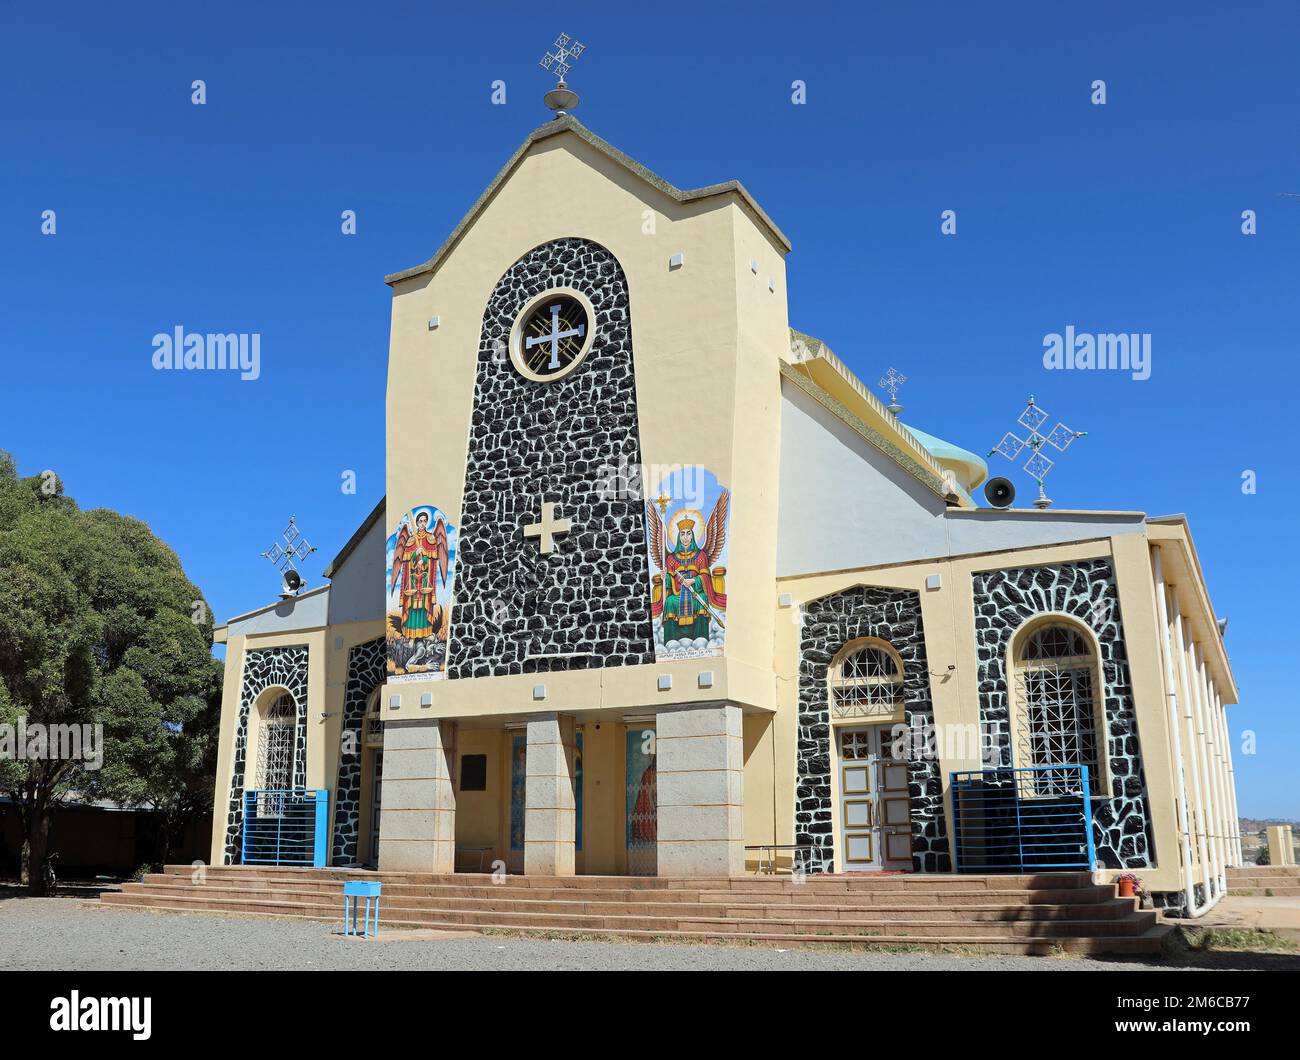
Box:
<box><xmin>950</xmin><ymin>766</ymin><xmax>1095</xmax><ymax>873</ymax></box>
<box><xmin>241</xmin><ymin>789</ymin><xmax>329</xmax><ymax>867</ymax></box>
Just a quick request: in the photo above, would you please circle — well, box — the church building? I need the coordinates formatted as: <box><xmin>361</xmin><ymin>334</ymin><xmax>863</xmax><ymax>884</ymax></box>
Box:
<box><xmin>210</xmin><ymin>91</ymin><xmax>1242</xmax><ymax>916</ymax></box>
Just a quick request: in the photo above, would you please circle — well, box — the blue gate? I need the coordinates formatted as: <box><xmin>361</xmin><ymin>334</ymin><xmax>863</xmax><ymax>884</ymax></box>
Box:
<box><xmin>950</xmin><ymin>766</ymin><xmax>1095</xmax><ymax>872</ymax></box>
<box><xmin>241</xmin><ymin>789</ymin><xmax>330</xmax><ymax>867</ymax></box>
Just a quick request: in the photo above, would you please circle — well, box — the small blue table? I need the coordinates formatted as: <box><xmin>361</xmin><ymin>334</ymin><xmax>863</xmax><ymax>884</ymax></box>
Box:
<box><xmin>343</xmin><ymin>880</ymin><xmax>382</xmax><ymax>938</ymax></box>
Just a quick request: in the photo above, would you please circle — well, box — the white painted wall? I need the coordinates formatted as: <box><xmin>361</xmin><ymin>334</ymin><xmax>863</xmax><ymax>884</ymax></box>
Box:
<box><xmin>326</xmin><ymin>511</ymin><xmax>386</xmax><ymax>626</ymax></box>
<box><xmin>777</xmin><ymin>380</ymin><xmax>950</xmax><ymax>575</ymax></box>
<box><xmin>775</xmin><ymin>380</ymin><xmax>1146</xmax><ymax>576</ymax></box>
<box><xmin>224</xmin><ymin>586</ymin><xmax>330</xmax><ymax>638</ymax></box>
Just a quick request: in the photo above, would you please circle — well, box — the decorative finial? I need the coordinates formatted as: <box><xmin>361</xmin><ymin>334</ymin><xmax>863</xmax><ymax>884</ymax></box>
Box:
<box><xmin>878</xmin><ymin>367</ymin><xmax>907</xmax><ymax>415</ymax></box>
<box><xmin>539</xmin><ymin>33</ymin><xmax>586</xmax><ymax>117</ymax></box>
<box><xmin>987</xmin><ymin>395</ymin><xmax>1087</xmax><ymax>509</ymax></box>
<box><xmin>261</xmin><ymin>515</ymin><xmax>317</xmax><ymax>597</ymax></box>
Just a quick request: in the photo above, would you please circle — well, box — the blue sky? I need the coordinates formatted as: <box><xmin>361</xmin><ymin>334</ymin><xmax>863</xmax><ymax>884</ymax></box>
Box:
<box><xmin>2</xmin><ymin>3</ymin><xmax>1296</xmax><ymax>816</ymax></box>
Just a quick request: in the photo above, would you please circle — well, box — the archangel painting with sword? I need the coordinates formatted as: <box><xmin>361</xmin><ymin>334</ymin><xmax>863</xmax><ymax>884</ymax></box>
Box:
<box><xmin>386</xmin><ymin>507</ymin><xmax>454</xmax><ymax>678</ymax></box>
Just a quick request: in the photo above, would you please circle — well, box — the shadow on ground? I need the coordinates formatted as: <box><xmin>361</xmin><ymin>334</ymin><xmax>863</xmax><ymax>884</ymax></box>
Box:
<box><xmin>0</xmin><ymin>879</ymin><xmax>124</xmax><ymax>901</ymax></box>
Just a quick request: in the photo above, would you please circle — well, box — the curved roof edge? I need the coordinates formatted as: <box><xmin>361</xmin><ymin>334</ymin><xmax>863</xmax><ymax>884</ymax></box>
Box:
<box><xmin>902</xmin><ymin>423</ymin><xmax>989</xmax><ymax>491</ymax></box>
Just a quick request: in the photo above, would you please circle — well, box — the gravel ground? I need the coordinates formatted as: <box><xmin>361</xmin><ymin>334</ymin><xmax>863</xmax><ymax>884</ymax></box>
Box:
<box><xmin>8</xmin><ymin>897</ymin><xmax>1293</xmax><ymax>971</ymax></box>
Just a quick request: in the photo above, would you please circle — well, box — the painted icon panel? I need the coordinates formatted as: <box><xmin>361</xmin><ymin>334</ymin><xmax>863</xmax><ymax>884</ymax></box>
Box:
<box><xmin>643</xmin><ymin>466</ymin><xmax>729</xmax><ymax>660</ymax></box>
<box><xmin>386</xmin><ymin>505</ymin><xmax>457</xmax><ymax>682</ymax></box>
<box><xmin>625</xmin><ymin>728</ymin><xmax>657</xmax><ymax>872</ymax></box>
<box><xmin>509</xmin><ymin>730</ymin><xmax>583</xmax><ymax>853</ymax></box>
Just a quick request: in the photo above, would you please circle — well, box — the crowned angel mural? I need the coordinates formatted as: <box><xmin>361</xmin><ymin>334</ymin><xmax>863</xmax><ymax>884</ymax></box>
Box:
<box><xmin>386</xmin><ymin>505</ymin><xmax>457</xmax><ymax>681</ymax></box>
<box><xmin>644</xmin><ymin>467</ymin><xmax>730</xmax><ymax>659</ymax></box>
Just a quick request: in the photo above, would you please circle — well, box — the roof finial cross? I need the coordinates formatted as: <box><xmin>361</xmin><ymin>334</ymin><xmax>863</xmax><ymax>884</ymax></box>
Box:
<box><xmin>539</xmin><ymin>33</ymin><xmax>586</xmax><ymax>84</ymax></box>
<box><xmin>261</xmin><ymin>515</ymin><xmax>317</xmax><ymax>596</ymax></box>
<box><xmin>539</xmin><ymin>33</ymin><xmax>587</xmax><ymax>116</ymax></box>
<box><xmin>987</xmin><ymin>395</ymin><xmax>1087</xmax><ymax>509</ymax></box>
<box><xmin>878</xmin><ymin>367</ymin><xmax>907</xmax><ymax>414</ymax></box>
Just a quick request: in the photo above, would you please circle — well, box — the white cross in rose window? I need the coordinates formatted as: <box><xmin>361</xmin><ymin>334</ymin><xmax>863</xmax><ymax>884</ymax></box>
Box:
<box><xmin>526</xmin><ymin>303</ymin><xmax>586</xmax><ymax>370</ymax></box>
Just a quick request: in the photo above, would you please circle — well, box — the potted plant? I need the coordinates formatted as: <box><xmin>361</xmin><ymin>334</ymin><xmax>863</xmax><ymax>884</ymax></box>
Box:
<box><xmin>1116</xmin><ymin>872</ymin><xmax>1142</xmax><ymax>898</ymax></box>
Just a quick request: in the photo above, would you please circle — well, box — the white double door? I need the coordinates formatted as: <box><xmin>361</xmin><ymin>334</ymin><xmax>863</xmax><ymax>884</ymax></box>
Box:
<box><xmin>838</xmin><ymin>725</ymin><xmax>912</xmax><ymax>871</ymax></box>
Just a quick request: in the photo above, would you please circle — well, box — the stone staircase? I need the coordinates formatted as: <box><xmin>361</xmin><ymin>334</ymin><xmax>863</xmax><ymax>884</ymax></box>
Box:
<box><xmin>1226</xmin><ymin>865</ymin><xmax>1300</xmax><ymax>896</ymax></box>
<box><xmin>99</xmin><ymin>865</ymin><xmax>1172</xmax><ymax>955</ymax></box>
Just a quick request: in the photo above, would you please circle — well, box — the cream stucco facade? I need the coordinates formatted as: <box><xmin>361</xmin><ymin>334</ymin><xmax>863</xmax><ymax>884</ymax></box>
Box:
<box><xmin>210</xmin><ymin>114</ymin><xmax>1242</xmax><ymax>912</ymax></box>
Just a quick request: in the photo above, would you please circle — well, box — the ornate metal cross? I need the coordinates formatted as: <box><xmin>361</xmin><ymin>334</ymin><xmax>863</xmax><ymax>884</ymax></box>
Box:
<box><xmin>988</xmin><ymin>395</ymin><xmax>1086</xmax><ymax>508</ymax></box>
<box><xmin>878</xmin><ymin>367</ymin><xmax>907</xmax><ymax>411</ymax></box>
<box><xmin>526</xmin><ymin>303</ymin><xmax>586</xmax><ymax>370</ymax></box>
<box><xmin>524</xmin><ymin>501</ymin><xmax>572</xmax><ymax>554</ymax></box>
<box><xmin>539</xmin><ymin>33</ymin><xmax>586</xmax><ymax>84</ymax></box>
<box><xmin>261</xmin><ymin>515</ymin><xmax>316</xmax><ymax>572</ymax></box>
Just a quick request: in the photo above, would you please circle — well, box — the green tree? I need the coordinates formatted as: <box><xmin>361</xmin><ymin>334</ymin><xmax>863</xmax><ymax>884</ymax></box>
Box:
<box><xmin>0</xmin><ymin>451</ymin><xmax>221</xmax><ymax>893</ymax></box>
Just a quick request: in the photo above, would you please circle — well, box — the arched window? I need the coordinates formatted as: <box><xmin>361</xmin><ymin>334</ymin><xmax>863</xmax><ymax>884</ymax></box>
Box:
<box><xmin>255</xmin><ymin>692</ymin><xmax>297</xmax><ymax>792</ymax></box>
<box><xmin>1013</xmin><ymin>622</ymin><xmax>1105</xmax><ymax>794</ymax></box>
<box><xmin>829</xmin><ymin>640</ymin><xmax>904</xmax><ymax>720</ymax></box>
<box><xmin>364</xmin><ymin>687</ymin><xmax>384</xmax><ymax>748</ymax></box>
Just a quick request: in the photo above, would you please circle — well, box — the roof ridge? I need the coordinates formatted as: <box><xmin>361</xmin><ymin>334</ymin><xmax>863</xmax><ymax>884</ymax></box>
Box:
<box><xmin>384</xmin><ymin>116</ymin><xmax>789</xmax><ymax>286</ymax></box>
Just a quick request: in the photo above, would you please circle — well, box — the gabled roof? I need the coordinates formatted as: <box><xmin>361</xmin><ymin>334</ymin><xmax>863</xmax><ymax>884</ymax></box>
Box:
<box><xmin>384</xmin><ymin>115</ymin><xmax>791</xmax><ymax>287</ymax></box>
<box><xmin>322</xmin><ymin>496</ymin><xmax>385</xmax><ymax>579</ymax></box>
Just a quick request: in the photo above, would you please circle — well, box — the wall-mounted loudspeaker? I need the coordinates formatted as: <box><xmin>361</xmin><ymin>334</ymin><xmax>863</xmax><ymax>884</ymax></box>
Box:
<box><xmin>281</xmin><ymin>568</ymin><xmax>304</xmax><ymax>596</ymax></box>
<box><xmin>984</xmin><ymin>477</ymin><xmax>1016</xmax><ymax>508</ymax></box>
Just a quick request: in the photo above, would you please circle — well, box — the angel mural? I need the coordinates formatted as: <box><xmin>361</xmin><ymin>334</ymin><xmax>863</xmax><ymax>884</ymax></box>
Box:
<box><xmin>644</xmin><ymin>468</ymin><xmax>730</xmax><ymax>659</ymax></box>
<box><xmin>385</xmin><ymin>506</ymin><xmax>457</xmax><ymax>681</ymax></box>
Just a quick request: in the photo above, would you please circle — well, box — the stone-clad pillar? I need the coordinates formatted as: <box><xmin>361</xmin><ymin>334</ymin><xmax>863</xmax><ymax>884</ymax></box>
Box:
<box><xmin>524</xmin><ymin>713</ymin><xmax>577</xmax><ymax>876</ymax></box>
<box><xmin>377</xmin><ymin>717</ymin><xmax>457</xmax><ymax>873</ymax></box>
<box><xmin>656</xmin><ymin>702</ymin><xmax>745</xmax><ymax>876</ymax></box>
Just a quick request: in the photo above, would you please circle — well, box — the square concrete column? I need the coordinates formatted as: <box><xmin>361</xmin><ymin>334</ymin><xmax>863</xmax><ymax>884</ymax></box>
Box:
<box><xmin>524</xmin><ymin>712</ymin><xmax>577</xmax><ymax>876</ymax></box>
<box><xmin>656</xmin><ymin>702</ymin><xmax>745</xmax><ymax>877</ymax></box>
<box><xmin>377</xmin><ymin>717</ymin><xmax>457</xmax><ymax>873</ymax></box>
<box><xmin>1267</xmin><ymin>825</ymin><xmax>1296</xmax><ymax>867</ymax></box>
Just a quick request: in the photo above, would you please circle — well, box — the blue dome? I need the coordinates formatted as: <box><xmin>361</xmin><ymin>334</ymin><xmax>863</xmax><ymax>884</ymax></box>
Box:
<box><xmin>902</xmin><ymin>423</ymin><xmax>989</xmax><ymax>492</ymax></box>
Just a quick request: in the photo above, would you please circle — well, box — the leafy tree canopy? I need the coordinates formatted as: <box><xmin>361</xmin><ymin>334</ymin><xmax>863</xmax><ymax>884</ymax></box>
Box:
<box><xmin>0</xmin><ymin>450</ymin><xmax>222</xmax><ymax>879</ymax></box>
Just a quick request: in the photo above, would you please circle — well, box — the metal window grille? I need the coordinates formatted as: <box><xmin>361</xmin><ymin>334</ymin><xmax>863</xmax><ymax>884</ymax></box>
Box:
<box><xmin>951</xmin><ymin>766</ymin><xmax>1096</xmax><ymax>872</ymax></box>
<box><xmin>255</xmin><ymin>693</ymin><xmax>297</xmax><ymax>815</ymax></box>
<box><xmin>364</xmin><ymin>690</ymin><xmax>384</xmax><ymax>748</ymax></box>
<box><xmin>241</xmin><ymin>789</ymin><xmax>329</xmax><ymax>867</ymax></box>
<box><xmin>1015</xmin><ymin>626</ymin><xmax>1102</xmax><ymax>796</ymax></box>
<box><xmin>831</xmin><ymin>644</ymin><xmax>902</xmax><ymax>719</ymax></box>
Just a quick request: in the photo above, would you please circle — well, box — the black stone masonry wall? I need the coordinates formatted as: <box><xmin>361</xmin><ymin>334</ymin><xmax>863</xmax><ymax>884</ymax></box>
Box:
<box><xmin>972</xmin><ymin>559</ymin><xmax>1153</xmax><ymax>869</ymax></box>
<box><xmin>447</xmin><ymin>238</ymin><xmax>655</xmax><ymax>678</ymax></box>
<box><xmin>330</xmin><ymin>636</ymin><xmax>385</xmax><ymax>865</ymax></box>
<box><xmin>795</xmin><ymin>587</ymin><xmax>950</xmax><ymax>874</ymax></box>
<box><xmin>223</xmin><ymin>645</ymin><xmax>309</xmax><ymax>865</ymax></box>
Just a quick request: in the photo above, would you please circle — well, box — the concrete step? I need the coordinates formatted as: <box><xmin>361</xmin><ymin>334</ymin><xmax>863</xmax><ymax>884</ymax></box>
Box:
<box><xmin>117</xmin><ymin>866</ymin><xmax>1155</xmax><ymax>954</ymax></box>
<box><xmin>164</xmin><ymin>866</ymin><xmax>1097</xmax><ymax>894</ymax></box>
<box><xmin>102</xmin><ymin>891</ymin><xmax>1154</xmax><ymax>939</ymax></box>
<box><xmin>1227</xmin><ymin>866</ymin><xmax>1300</xmax><ymax>878</ymax></box>
<box><xmin>1225</xmin><ymin>885</ymin><xmax>1300</xmax><ymax>896</ymax></box>
<box><xmin>118</xmin><ymin>882</ymin><xmax>1136</xmax><ymax>922</ymax></box>
<box><xmin>142</xmin><ymin>874</ymin><xmax>1115</xmax><ymax>907</ymax></box>
<box><xmin>98</xmin><ymin>895</ymin><xmax>1171</xmax><ymax>955</ymax></box>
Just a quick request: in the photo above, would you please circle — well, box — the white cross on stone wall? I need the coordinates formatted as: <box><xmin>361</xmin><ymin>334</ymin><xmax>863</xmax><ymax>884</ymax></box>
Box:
<box><xmin>523</xmin><ymin>501</ymin><xmax>572</xmax><ymax>554</ymax></box>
